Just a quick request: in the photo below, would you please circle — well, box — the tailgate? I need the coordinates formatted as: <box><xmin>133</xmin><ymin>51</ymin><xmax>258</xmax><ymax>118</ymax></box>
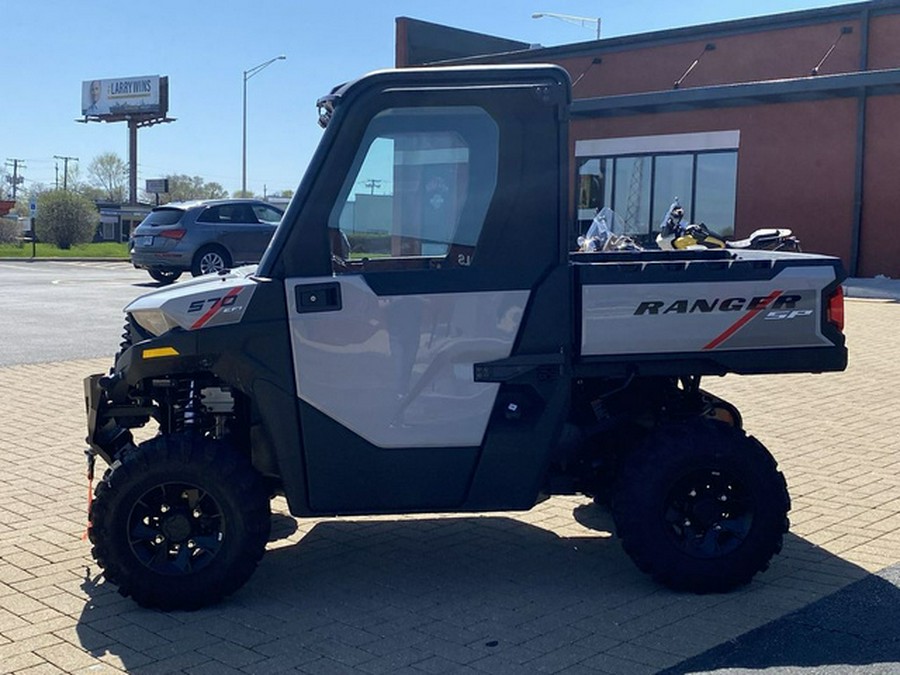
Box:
<box><xmin>574</xmin><ymin>250</ymin><xmax>847</xmax><ymax>376</ymax></box>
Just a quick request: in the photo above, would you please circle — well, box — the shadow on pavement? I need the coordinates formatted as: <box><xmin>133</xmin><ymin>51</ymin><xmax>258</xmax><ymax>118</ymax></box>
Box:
<box><xmin>74</xmin><ymin>503</ymin><xmax>896</xmax><ymax>673</ymax></box>
<box><xmin>662</xmin><ymin>563</ymin><xmax>900</xmax><ymax>674</ymax></box>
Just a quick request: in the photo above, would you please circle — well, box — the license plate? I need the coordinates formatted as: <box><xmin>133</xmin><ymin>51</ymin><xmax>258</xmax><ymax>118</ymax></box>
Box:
<box><xmin>136</xmin><ymin>236</ymin><xmax>154</xmax><ymax>246</ymax></box>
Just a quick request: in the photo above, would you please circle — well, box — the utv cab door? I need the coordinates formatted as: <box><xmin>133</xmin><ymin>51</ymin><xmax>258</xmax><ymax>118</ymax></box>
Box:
<box><xmin>273</xmin><ymin>66</ymin><xmax>572</xmax><ymax>514</ymax></box>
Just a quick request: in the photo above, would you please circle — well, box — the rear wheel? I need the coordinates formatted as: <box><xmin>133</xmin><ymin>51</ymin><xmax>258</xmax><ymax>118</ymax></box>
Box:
<box><xmin>191</xmin><ymin>245</ymin><xmax>231</xmax><ymax>277</ymax></box>
<box><xmin>612</xmin><ymin>419</ymin><xmax>789</xmax><ymax>593</ymax></box>
<box><xmin>148</xmin><ymin>269</ymin><xmax>182</xmax><ymax>284</ymax></box>
<box><xmin>89</xmin><ymin>435</ymin><xmax>271</xmax><ymax>610</ymax></box>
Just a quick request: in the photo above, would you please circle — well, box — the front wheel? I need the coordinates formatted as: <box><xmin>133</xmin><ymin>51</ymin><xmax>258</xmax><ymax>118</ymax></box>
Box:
<box><xmin>89</xmin><ymin>435</ymin><xmax>271</xmax><ymax>610</ymax></box>
<box><xmin>612</xmin><ymin>420</ymin><xmax>789</xmax><ymax>593</ymax></box>
<box><xmin>191</xmin><ymin>245</ymin><xmax>232</xmax><ymax>277</ymax></box>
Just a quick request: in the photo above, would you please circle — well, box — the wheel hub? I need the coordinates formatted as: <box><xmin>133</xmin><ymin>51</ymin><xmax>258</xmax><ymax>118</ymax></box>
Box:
<box><xmin>127</xmin><ymin>482</ymin><xmax>224</xmax><ymax>575</ymax></box>
<box><xmin>664</xmin><ymin>468</ymin><xmax>753</xmax><ymax>559</ymax></box>
<box><xmin>161</xmin><ymin>513</ymin><xmax>192</xmax><ymax>543</ymax></box>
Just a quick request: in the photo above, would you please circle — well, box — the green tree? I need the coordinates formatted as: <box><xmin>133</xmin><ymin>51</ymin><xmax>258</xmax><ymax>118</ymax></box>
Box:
<box><xmin>163</xmin><ymin>174</ymin><xmax>228</xmax><ymax>203</ymax></box>
<box><xmin>34</xmin><ymin>190</ymin><xmax>98</xmax><ymax>249</ymax></box>
<box><xmin>87</xmin><ymin>152</ymin><xmax>128</xmax><ymax>201</ymax></box>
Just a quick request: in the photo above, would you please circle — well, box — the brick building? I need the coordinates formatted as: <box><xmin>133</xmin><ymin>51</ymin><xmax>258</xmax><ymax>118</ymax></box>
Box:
<box><xmin>396</xmin><ymin>0</ymin><xmax>900</xmax><ymax>276</ymax></box>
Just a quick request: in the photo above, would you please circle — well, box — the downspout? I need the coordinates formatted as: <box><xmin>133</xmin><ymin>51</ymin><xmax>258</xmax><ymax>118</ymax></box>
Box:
<box><xmin>849</xmin><ymin>7</ymin><xmax>870</xmax><ymax>276</ymax></box>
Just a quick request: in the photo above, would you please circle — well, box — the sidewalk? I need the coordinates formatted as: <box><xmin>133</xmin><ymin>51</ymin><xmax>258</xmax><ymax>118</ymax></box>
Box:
<box><xmin>844</xmin><ymin>276</ymin><xmax>900</xmax><ymax>300</ymax></box>
<box><xmin>0</xmin><ymin>301</ymin><xmax>897</xmax><ymax>673</ymax></box>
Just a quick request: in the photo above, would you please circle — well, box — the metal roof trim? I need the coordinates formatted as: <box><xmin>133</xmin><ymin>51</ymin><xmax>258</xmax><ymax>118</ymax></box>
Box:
<box><xmin>569</xmin><ymin>67</ymin><xmax>900</xmax><ymax>117</ymax></box>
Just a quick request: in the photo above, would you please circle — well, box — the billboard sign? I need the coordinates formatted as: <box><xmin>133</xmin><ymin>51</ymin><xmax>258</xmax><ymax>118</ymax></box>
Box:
<box><xmin>81</xmin><ymin>76</ymin><xmax>164</xmax><ymax>117</ymax></box>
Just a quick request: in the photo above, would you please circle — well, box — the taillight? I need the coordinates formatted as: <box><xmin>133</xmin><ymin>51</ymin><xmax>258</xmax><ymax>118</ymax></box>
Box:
<box><xmin>827</xmin><ymin>286</ymin><xmax>845</xmax><ymax>331</ymax></box>
<box><xmin>159</xmin><ymin>229</ymin><xmax>186</xmax><ymax>240</ymax></box>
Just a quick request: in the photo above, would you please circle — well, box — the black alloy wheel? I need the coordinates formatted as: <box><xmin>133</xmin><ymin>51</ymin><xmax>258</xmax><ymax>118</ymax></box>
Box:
<box><xmin>612</xmin><ymin>419</ymin><xmax>789</xmax><ymax>593</ymax></box>
<box><xmin>127</xmin><ymin>481</ymin><xmax>224</xmax><ymax>575</ymax></box>
<box><xmin>663</xmin><ymin>467</ymin><xmax>753</xmax><ymax>559</ymax></box>
<box><xmin>89</xmin><ymin>435</ymin><xmax>270</xmax><ymax>610</ymax></box>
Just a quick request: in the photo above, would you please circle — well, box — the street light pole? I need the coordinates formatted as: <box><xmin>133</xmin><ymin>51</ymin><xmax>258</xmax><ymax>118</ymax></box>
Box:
<box><xmin>532</xmin><ymin>12</ymin><xmax>601</xmax><ymax>39</ymax></box>
<box><xmin>242</xmin><ymin>55</ymin><xmax>286</xmax><ymax>196</ymax></box>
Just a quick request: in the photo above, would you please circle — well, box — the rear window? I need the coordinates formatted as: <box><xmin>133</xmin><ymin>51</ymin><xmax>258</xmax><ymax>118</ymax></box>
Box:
<box><xmin>141</xmin><ymin>208</ymin><xmax>185</xmax><ymax>226</ymax></box>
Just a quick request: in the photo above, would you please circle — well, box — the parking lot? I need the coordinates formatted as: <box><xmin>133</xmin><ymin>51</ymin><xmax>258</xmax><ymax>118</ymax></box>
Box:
<box><xmin>0</xmin><ymin>264</ymin><xmax>898</xmax><ymax>673</ymax></box>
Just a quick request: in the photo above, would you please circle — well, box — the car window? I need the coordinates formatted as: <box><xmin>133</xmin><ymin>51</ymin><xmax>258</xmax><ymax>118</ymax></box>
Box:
<box><xmin>141</xmin><ymin>208</ymin><xmax>185</xmax><ymax>226</ymax></box>
<box><xmin>196</xmin><ymin>206</ymin><xmax>224</xmax><ymax>223</ymax></box>
<box><xmin>196</xmin><ymin>204</ymin><xmax>258</xmax><ymax>224</ymax></box>
<box><xmin>252</xmin><ymin>205</ymin><xmax>283</xmax><ymax>224</ymax></box>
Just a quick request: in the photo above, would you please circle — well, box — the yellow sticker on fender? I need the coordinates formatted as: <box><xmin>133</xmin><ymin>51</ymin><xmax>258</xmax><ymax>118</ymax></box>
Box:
<box><xmin>143</xmin><ymin>347</ymin><xmax>180</xmax><ymax>359</ymax></box>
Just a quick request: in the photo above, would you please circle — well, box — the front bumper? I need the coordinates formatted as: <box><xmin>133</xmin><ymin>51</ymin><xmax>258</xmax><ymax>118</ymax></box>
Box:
<box><xmin>83</xmin><ymin>373</ymin><xmax>146</xmax><ymax>465</ymax></box>
<box><xmin>83</xmin><ymin>329</ymin><xmax>208</xmax><ymax>465</ymax></box>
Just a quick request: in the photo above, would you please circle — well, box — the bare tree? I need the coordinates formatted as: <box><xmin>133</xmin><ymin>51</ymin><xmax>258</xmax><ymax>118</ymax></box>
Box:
<box><xmin>88</xmin><ymin>152</ymin><xmax>128</xmax><ymax>202</ymax></box>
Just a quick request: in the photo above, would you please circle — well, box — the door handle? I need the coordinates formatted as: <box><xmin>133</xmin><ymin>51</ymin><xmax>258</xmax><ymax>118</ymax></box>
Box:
<box><xmin>294</xmin><ymin>282</ymin><xmax>342</xmax><ymax>314</ymax></box>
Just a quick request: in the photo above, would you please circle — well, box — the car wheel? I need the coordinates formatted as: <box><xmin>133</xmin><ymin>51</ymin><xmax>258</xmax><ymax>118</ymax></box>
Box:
<box><xmin>89</xmin><ymin>435</ymin><xmax>271</xmax><ymax>610</ymax></box>
<box><xmin>148</xmin><ymin>269</ymin><xmax>182</xmax><ymax>284</ymax></box>
<box><xmin>191</xmin><ymin>246</ymin><xmax>232</xmax><ymax>277</ymax></box>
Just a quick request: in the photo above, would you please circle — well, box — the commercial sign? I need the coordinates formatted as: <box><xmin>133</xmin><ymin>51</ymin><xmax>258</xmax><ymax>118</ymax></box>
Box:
<box><xmin>81</xmin><ymin>76</ymin><xmax>165</xmax><ymax>117</ymax></box>
<box><xmin>145</xmin><ymin>179</ymin><xmax>169</xmax><ymax>194</ymax></box>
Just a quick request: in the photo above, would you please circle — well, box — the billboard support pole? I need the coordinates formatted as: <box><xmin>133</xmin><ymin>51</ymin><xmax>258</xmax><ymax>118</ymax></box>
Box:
<box><xmin>128</xmin><ymin>119</ymin><xmax>138</xmax><ymax>205</ymax></box>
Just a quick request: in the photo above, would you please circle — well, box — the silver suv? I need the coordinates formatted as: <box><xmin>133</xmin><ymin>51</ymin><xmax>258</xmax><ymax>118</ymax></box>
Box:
<box><xmin>130</xmin><ymin>199</ymin><xmax>284</xmax><ymax>284</ymax></box>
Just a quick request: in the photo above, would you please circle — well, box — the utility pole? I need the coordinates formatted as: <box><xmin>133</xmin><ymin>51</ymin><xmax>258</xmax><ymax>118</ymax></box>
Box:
<box><xmin>5</xmin><ymin>159</ymin><xmax>25</xmax><ymax>200</ymax></box>
<box><xmin>54</xmin><ymin>155</ymin><xmax>78</xmax><ymax>191</ymax></box>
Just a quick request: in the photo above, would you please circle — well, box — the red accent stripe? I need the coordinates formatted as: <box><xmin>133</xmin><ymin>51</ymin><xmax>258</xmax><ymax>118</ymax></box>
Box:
<box><xmin>190</xmin><ymin>287</ymin><xmax>242</xmax><ymax>330</ymax></box>
<box><xmin>703</xmin><ymin>290</ymin><xmax>782</xmax><ymax>350</ymax></box>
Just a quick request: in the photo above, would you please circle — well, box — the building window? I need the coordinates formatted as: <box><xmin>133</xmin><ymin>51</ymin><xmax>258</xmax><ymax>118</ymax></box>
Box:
<box><xmin>576</xmin><ymin>132</ymin><xmax>739</xmax><ymax>242</ymax></box>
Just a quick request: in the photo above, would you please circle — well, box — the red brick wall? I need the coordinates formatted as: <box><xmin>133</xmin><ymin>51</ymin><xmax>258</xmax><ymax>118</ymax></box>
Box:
<box><xmin>548</xmin><ymin>20</ymin><xmax>862</xmax><ymax>96</ymax></box>
<box><xmin>573</xmin><ymin>98</ymin><xmax>859</xmax><ymax>265</ymax></box>
<box><xmin>859</xmin><ymin>96</ymin><xmax>900</xmax><ymax>277</ymax></box>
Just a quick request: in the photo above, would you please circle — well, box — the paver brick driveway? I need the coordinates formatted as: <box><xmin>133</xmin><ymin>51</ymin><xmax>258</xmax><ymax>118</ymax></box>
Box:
<box><xmin>0</xmin><ymin>298</ymin><xmax>897</xmax><ymax>673</ymax></box>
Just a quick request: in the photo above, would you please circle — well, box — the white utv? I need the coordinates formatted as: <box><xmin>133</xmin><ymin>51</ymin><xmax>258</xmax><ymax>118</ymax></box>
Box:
<box><xmin>84</xmin><ymin>65</ymin><xmax>847</xmax><ymax>610</ymax></box>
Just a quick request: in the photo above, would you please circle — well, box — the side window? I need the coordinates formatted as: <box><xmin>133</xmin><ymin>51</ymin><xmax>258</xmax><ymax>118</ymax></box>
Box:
<box><xmin>196</xmin><ymin>206</ymin><xmax>222</xmax><ymax>224</ymax></box>
<box><xmin>225</xmin><ymin>204</ymin><xmax>256</xmax><ymax>223</ymax></box>
<box><xmin>252</xmin><ymin>205</ymin><xmax>283</xmax><ymax>224</ymax></box>
<box><xmin>328</xmin><ymin>106</ymin><xmax>499</xmax><ymax>270</ymax></box>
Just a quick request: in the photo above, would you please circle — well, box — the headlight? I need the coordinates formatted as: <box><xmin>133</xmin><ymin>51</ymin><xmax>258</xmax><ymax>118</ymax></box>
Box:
<box><xmin>130</xmin><ymin>309</ymin><xmax>178</xmax><ymax>336</ymax></box>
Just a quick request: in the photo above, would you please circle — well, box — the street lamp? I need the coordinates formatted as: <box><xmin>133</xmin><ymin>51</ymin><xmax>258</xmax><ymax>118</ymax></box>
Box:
<box><xmin>242</xmin><ymin>55</ymin><xmax>286</xmax><ymax>196</ymax></box>
<box><xmin>532</xmin><ymin>12</ymin><xmax>601</xmax><ymax>40</ymax></box>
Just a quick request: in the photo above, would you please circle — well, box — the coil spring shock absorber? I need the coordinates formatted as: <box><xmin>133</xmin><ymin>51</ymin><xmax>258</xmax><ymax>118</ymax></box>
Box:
<box><xmin>169</xmin><ymin>378</ymin><xmax>202</xmax><ymax>434</ymax></box>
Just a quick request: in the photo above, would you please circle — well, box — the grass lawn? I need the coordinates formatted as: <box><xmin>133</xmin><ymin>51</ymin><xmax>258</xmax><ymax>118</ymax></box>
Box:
<box><xmin>0</xmin><ymin>241</ymin><xmax>129</xmax><ymax>258</ymax></box>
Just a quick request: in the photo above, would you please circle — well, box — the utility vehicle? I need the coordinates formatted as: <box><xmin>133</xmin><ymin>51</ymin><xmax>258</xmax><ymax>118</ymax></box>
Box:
<box><xmin>84</xmin><ymin>65</ymin><xmax>847</xmax><ymax>609</ymax></box>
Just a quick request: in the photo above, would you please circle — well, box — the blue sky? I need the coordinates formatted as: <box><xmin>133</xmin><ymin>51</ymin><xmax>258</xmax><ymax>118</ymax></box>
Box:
<box><xmin>2</xmin><ymin>0</ymin><xmax>863</xmax><ymax>197</ymax></box>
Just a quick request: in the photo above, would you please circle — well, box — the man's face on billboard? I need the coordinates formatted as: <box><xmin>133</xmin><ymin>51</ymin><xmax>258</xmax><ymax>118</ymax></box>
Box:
<box><xmin>90</xmin><ymin>80</ymin><xmax>101</xmax><ymax>102</ymax></box>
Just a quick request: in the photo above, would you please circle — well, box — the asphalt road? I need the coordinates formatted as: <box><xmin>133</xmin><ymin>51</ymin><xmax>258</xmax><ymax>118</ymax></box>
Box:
<box><xmin>0</xmin><ymin>260</ymin><xmax>161</xmax><ymax>366</ymax></box>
